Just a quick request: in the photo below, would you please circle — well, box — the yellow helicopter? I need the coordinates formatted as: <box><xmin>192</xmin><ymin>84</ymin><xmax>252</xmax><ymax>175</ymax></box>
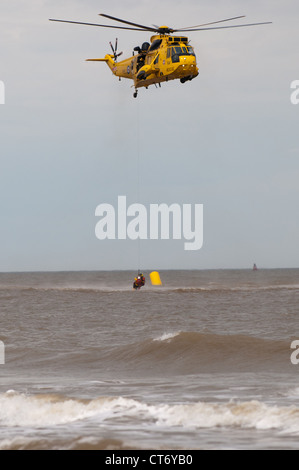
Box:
<box><xmin>49</xmin><ymin>13</ymin><xmax>272</xmax><ymax>98</ymax></box>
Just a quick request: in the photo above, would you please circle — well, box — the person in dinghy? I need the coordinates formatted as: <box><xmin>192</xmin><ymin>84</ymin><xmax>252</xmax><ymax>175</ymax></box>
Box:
<box><xmin>133</xmin><ymin>272</ymin><xmax>145</xmax><ymax>290</ymax></box>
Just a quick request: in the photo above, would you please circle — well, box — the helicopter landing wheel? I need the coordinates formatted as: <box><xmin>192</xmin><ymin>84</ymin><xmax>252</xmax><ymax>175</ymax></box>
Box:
<box><xmin>133</xmin><ymin>90</ymin><xmax>138</xmax><ymax>98</ymax></box>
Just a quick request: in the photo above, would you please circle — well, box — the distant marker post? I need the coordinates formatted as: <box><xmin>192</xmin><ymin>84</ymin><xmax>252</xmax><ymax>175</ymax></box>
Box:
<box><xmin>150</xmin><ymin>271</ymin><xmax>162</xmax><ymax>286</ymax></box>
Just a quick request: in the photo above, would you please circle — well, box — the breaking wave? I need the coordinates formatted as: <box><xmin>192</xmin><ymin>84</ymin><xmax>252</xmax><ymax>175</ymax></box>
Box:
<box><xmin>1</xmin><ymin>391</ymin><xmax>299</xmax><ymax>449</ymax></box>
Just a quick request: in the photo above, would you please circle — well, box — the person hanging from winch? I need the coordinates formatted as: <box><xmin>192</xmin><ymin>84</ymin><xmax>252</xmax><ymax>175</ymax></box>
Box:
<box><xmin>133</xmin><ymin>272</ymin><xmax>146</xmax><ymax>290</ymax></box>
<box><xmin>134</xmin><ymin>42</ymin><xmax>149</xmax><ymax>73</ymax></box>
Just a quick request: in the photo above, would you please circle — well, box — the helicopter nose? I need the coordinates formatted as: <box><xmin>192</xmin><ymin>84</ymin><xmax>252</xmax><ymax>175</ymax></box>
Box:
<box><xmin>181</xmin><ymin>55</ymin><xmax>197</xmax><ymax>73</ymax></box>
<box><xmin>182</xmin><ymin>56</ymin><xmax>196</xmax><ymax>65</ymax></box>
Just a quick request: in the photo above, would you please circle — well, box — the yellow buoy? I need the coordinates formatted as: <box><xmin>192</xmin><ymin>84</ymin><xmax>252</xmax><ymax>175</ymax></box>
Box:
<box><xmin>150</xmin><ymin>271</ymin><xmax>162</xmax><ymax>286</ymax></box>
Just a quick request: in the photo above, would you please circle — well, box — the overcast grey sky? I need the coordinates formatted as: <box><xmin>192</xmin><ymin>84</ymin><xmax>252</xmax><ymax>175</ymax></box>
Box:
<box><xmin>0</xmin><ymin>0</ymin><xmax>298</xmax><ymax>271</ymax></box>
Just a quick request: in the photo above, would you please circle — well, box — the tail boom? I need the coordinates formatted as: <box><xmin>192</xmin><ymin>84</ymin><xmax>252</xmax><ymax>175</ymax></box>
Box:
<box><xmin>86</xmin><ymin>54</ymin><xmax>134</xmax><ymax>80</ymax></box>
<box><xmin>86</xmin><ymin>54</ymin><xmax>115</xmax><ymax>71</ymax></box>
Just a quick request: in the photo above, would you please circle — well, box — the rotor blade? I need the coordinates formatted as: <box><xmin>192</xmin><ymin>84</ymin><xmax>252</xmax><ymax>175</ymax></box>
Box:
<box><xmin>49</xmin><ymin>19</ymin><xmax>151</xmax><ymax>31</ymax></box>
<box><xmin>115</xmin><ymin>38</ymin><xmax>118</xmax><ymax>54</ymax></box>
<box><xmin>173</xmin><ymin>22</ymin><xmax>272</xmax><ymax>32</ymax></box>
<box><xmin>177</xmin><ymin>15</ymin><xmax>246</xmax><ymax>30</ymax></box>
<box><xmin>99</xmin><ymin>13</ymin><xmax>158</xmax><ymax>32</ymax></box>
<box><xmin>109</xmin><ymin>41</ymin><xmax>115</xmax><ymax>54</ymax></box>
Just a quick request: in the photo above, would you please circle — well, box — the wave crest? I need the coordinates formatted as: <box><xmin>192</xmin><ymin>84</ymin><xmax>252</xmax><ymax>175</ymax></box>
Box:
<box><xmin>103</xmin><ymin>331</ymin><xmax>291</xmax><ymax>374</ymax></box>
<box><xmin>1</xmin><ymin>392</ymin><xmax>299</xmax><ymax>437</ymax></box>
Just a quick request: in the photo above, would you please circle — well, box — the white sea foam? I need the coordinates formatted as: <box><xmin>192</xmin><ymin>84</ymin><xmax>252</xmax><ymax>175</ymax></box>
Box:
<box><xmin>0</xmin><ymin>392</ymin><xmax>100</xmax><ymax>427</ymax></box>
<box><xmin>1</xmin><ymin>392</ymin><xmax>299</xmax><ymax>437</ymax></box>
<box><xmin>153</xmin><ymin>331</ymin><xmax>181</xmax><ymax>342</ymax></box>
<box><xmin>153</xmin><ymin>401</ymin><xmax>299</xmax><ymax>433</ymax></box>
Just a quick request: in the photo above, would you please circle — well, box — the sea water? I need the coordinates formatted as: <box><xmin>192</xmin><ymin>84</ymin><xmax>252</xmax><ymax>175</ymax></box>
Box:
<box><xmin>0</xmin><ymin>269</ymin><xmax>299</xmax><ymax>450</ymax></box>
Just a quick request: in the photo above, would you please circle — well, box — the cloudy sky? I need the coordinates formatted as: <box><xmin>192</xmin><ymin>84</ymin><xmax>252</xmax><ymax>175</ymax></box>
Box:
<box><xmin>0</xmin><ymin>0</ymin><xmax>298</xmax><ymax>272</ymax></box>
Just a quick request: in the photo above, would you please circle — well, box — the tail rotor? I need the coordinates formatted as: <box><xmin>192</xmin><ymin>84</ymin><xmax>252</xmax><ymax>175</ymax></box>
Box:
<box><xmin>109</xmin><ymin>38</ymin><xmax>123</xmax><ymax>61</ymax></box>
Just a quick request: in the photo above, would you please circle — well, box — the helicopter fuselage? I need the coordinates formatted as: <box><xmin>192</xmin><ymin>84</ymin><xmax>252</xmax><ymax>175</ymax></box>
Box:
<box><xmin>88</xmin><ymin>34</ymin><xmax>199</xmax><ymax>91</ymax></box>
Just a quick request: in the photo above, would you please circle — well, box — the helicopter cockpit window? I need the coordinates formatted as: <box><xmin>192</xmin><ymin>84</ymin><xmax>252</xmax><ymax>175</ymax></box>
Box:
<box><xmin>171</xmin><ymin>46</ymin><xmax>183</xmax><ymax>63</ymax></box>
<box><xmin>187</xmin><ymin>46</ymin><xmax>196</xmax><ymax>56</ymax></box>
<box><xmin>171</xmin><ymin>45</ymin><xmax>195</xmax><ymax>62</ymax></box>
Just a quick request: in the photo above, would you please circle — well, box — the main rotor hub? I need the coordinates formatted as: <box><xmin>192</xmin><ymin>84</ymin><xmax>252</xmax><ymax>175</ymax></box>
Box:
<box><xmin>157</xmin><ymin>26</ymin><xmax>173</xmax><ymax>34</ymax></box>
